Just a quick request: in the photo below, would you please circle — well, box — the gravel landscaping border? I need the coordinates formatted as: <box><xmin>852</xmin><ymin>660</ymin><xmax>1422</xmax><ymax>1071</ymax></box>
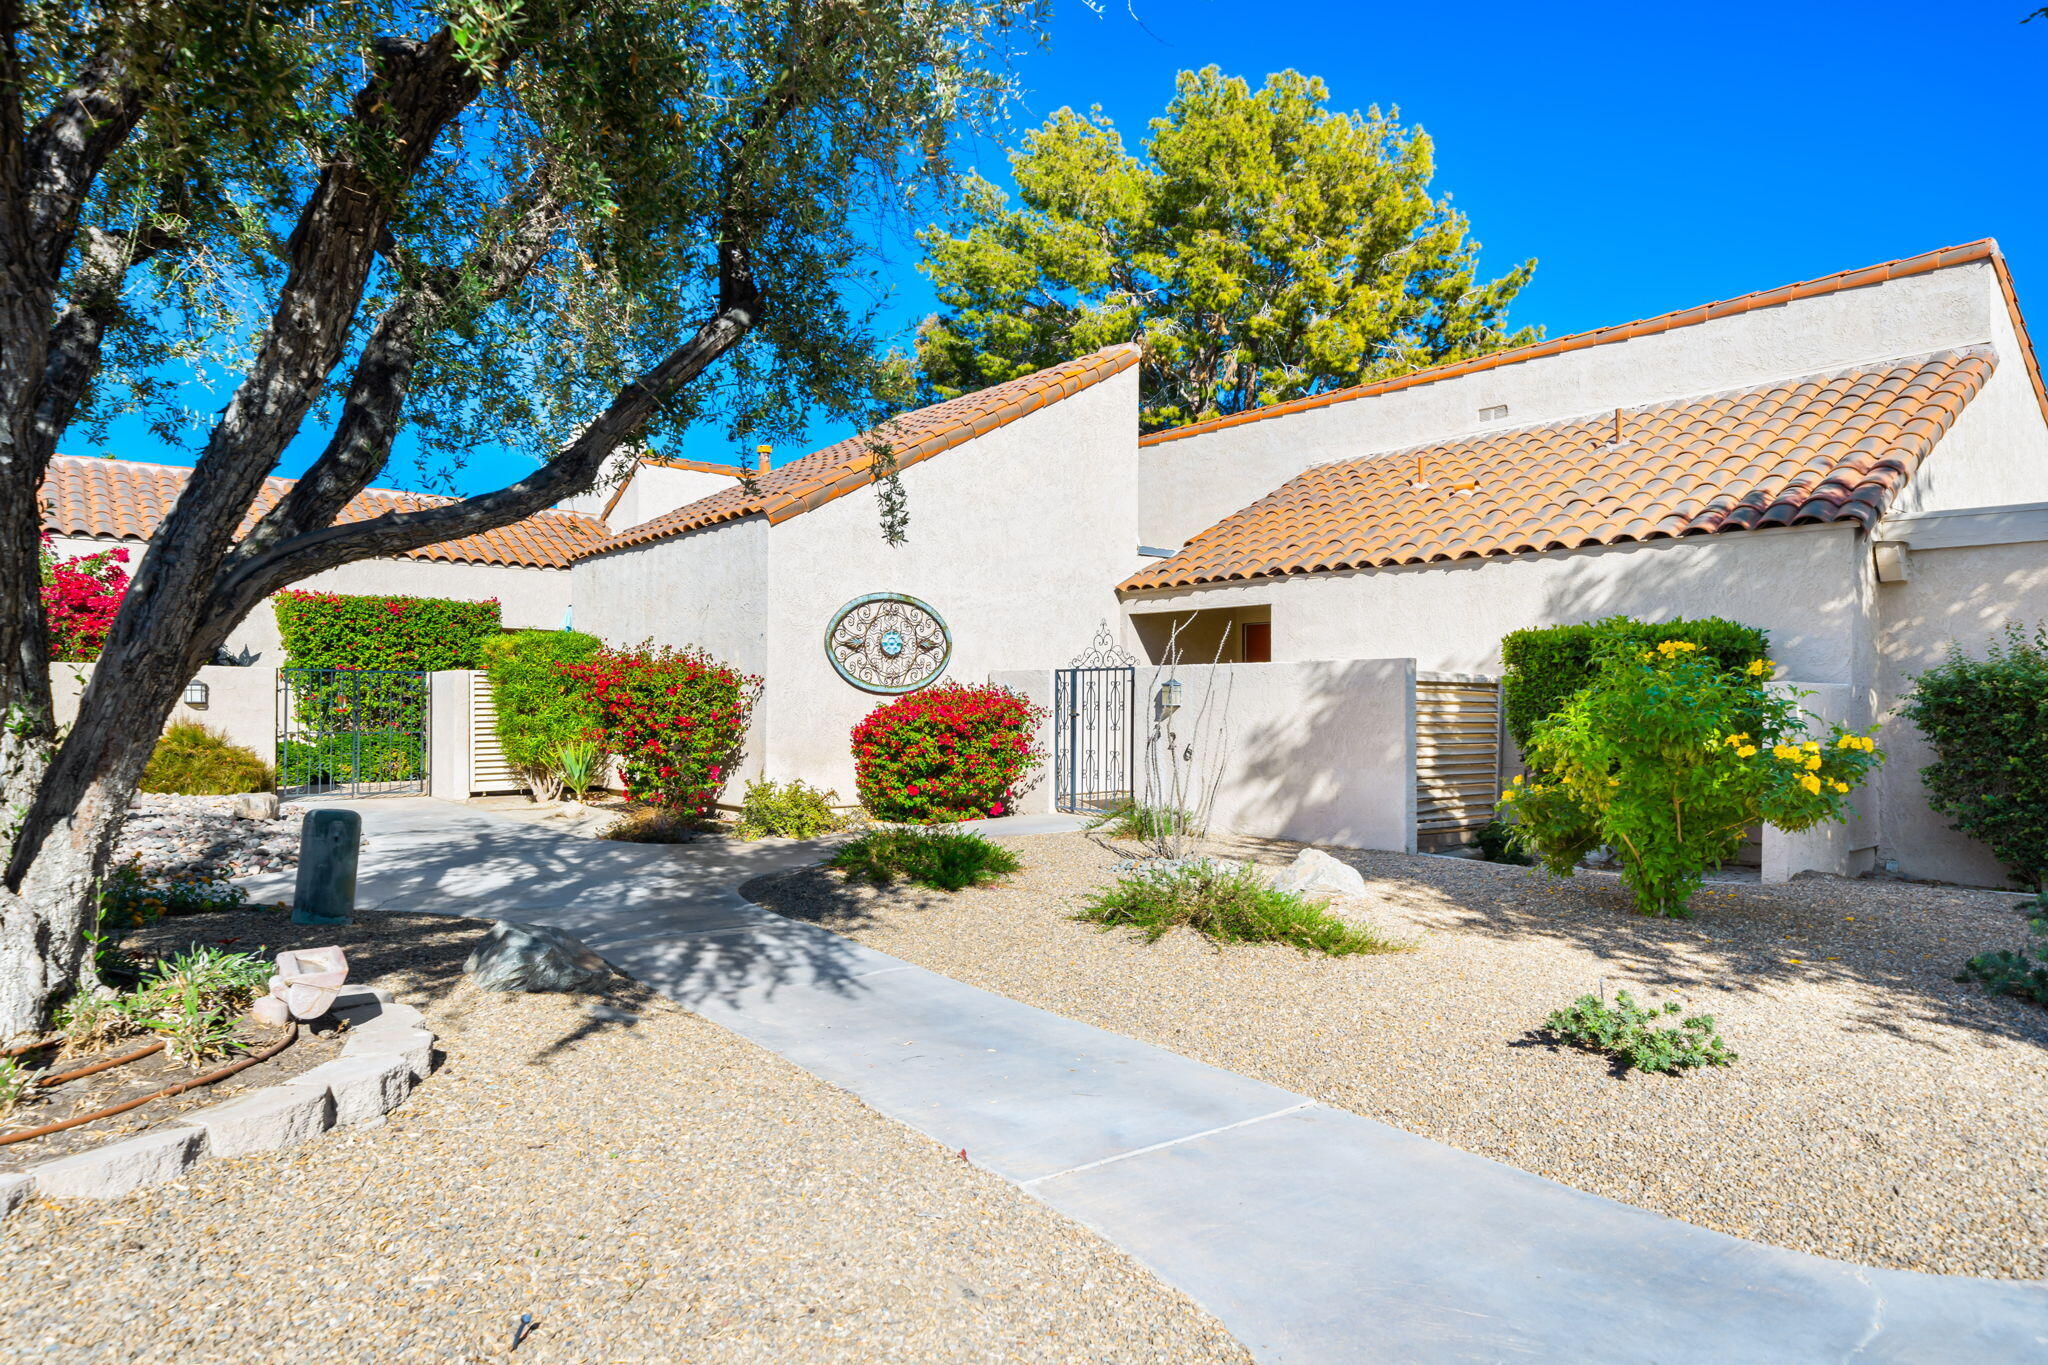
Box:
<box><xmin>747</xmin><ymin>829</ymin><xmax>2048</xmax><ymax>1280</ymax></box>
<box><xmin>0</xmin><ymin>987</ymin><xmax>430</xmax><ymax>1212</ymax></box>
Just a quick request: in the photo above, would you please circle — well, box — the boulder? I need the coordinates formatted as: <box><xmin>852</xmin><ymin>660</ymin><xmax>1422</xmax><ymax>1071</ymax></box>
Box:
<box><xmin>1269</xmin><ymin>848</ymin><xmax>1368</xmax><ymax>902</ymax></box>
<box><xmin>233</xmin><ymin>791</ymin><xmax>281</xmax><ymax>821</ymax></box>
<box><xmin>465</xmin><ymin>920</ymin><xmax>610</xmax><ymax>994</ymax></box>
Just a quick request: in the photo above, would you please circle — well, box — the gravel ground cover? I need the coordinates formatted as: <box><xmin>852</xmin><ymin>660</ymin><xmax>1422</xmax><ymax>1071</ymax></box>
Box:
<box><xmin>114</xmin><ymin>795</ymin><xmax>308</xmax><ymax>878</ymax></box>
<box><xmin>0</xmin><ymin>906</ymin><xmax>1247</xmax><ymax>1365</ymax></box>
<box><xmin>747</xmin><ymin>831</ymin><xmax>2048</xmax><ymax>1279</ymax></box>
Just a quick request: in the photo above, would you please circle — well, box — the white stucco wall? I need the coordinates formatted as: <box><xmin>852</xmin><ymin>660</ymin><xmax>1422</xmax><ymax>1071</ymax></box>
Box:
<box><xmin>46</xmin><ymin>534</ymin><xmax>571</xmax><ymax>665</ymax></box>
<box><xmin>1123</xmin><ymin>524</ymin><xmax>1872</xmax><ymax>691</ymax></box>
<box><xmin>1874</xmin><ymin>536</ymin><xmax>2048</xmax><ymax>887</ymax></box>
<box><xmin>1140</xmin><ymin>260</ymin><xmax>2013</xmax><ymax>552</ymax></box>
<box><xmin>52</xmin><ymin>663</ymin><xmax>279</xmax><ymax>766</ymax></box>
<box><xmin>556</xmin><ymin>452</ymin><xmax>745</xmax><ymax>533</ymax></box>
<box><xmin>753</xmin><ymin>367</ymin><xmax>1141</xmax><ymax>797</ymax></box>
<box><xmin>1883</xmin><ymin>285</ymin><xmax>2048</xmax><ymax>517</ymax></box>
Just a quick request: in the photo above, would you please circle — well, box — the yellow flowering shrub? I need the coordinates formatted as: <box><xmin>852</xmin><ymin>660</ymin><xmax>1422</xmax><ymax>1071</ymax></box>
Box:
<box><xmin>1504</xmin><ymin>642</ymin><xmax>1884</xmax><ymax>917</ymax></box>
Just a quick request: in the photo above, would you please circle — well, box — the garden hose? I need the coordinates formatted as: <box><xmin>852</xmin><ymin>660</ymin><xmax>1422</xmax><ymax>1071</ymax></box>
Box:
<box><xmin>0</xmin><ymin>1022</ymin><xmax>297</xmax><ymax>1147</ymax></box>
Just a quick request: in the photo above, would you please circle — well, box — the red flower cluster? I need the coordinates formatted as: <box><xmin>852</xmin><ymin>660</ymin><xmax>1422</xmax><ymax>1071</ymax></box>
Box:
<box><xmin>851</xmin><ymin>682</ymin><xmax>1045</xmax><ymax>824</ymax></box>
<box><xmin>558</xmin><ymin>643</ymin><xmax>759</xmax><ymax>819</ymax></box>
<box><xmin>40</xmin><ymin>532</ymin><xmax>129</xmax><ymax>662</ymax></box>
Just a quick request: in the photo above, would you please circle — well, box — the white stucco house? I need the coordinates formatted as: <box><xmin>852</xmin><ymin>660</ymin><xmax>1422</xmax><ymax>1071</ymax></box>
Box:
<box><xmin>52</xmin><ymin>237</ymin><xmax>2048</xmax><ymax>889</ymax></box>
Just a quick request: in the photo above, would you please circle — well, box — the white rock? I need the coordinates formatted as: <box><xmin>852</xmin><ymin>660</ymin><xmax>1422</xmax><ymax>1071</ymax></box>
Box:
<box><xmin>30</xmin><ymin>1126</ymin><xmax>204</xmax><ymax>1200</ymax></box>
<box><xmin>232</xmin><ymin>791</ymin><xmax>281</xmax><ymax>821</ymax></box>
<box><xmin>1269</xmin><ymin>848</ymin><xmax>1369</xmax><ymax>902</ymax></box>
<box><xmin>176</xmin><ymin>1083</ymin><xmax>334</xmax><ymax>1158</ymax></box>
<box><xmin>284</xmin><ymin>1055</ymin><xmax>413</xmax><ymax>1125</ymax></box>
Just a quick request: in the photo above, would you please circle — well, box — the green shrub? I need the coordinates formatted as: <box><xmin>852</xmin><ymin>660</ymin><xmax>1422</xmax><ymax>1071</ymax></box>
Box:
<box><xmin>1959</xmin><ymin>893</ymin><xmax>2048</xmax><ymax>1006</ymax></box>
<box><xmin>851</xmin><ymin>683</ymin><xmax>1044</xmax><ymax>823</ymax></box>
<box><xmin>1902</xmin><ymin>624</ymin><xmax>2048</xmax><ymax>891</ymax></box>
<box><xmin>598</xmin><ymin>808</ymin><xmax>705</xmax><ymax>843</ymax></box>
<box><xmin>123</xmin><ymin>946</ymin><xmax>272</xmax><ymax>1064</ymax></box>
<box><xmin>735</xmin><ymin>779</ymin><xmax>846</xmax><ymax>840</ymax></box>
<box><xmin>97</xmin><ymin>861</ymin><xmax>250</xmax><ymax>942</ymax></box>
<box><xmin>0</xmin><ymin>1056</ymin><xmax>26</xmax><ymax>1123</ymax></box>
<box><xmin>139</xmin><ymin>722</ymin><xmax>274</xmax><ymax>795</ymax></box>
<box><xmin>1501</xmin><ymin>615</ymin><xmax>1771</xmax><ymax>752</ymax></box>
<box><xmin>1078</xmin><ymin>859</ymin><xmax>1406</xmax><ymax>956</ymax></box>
<box><xmin>832</xmin><ymin>826</ymin><xmax>1018</xmax><ymax>892</ymax></box>
<box><xmin>1090</xmin><ymin>802</ymin><xmax>1198</xmax><ymax>843</ymax></box>
<box><xmin>277</xmin><ymin>732</ymin><xmax>424</xmax><ymax>789</ymax></box>
<box><xmin>1543</xmin><ymin>989</ymin><xmax>1736</xmax><ymax>1074</ymax></box>
<box><xmin>1507</xmin><ymin>639</ymin><xmax>1882</xmax><ymax>916</ymax></box>
<box><xmin>560</xmin><ymin>644</ymin><xmax>759</xmax><ymax>818</ymax></box>
<box><xmin>1472</xmin><ymin>816</ymin><xmax>1532</xmax><ymax>866</ymax></box>
<box><xmin>480</xmin><ymin>629</ymin><xmax>606</xmax><ymax>793</ymax></box>
<box><xmin>275</xmin><ymin>590</ymin><xmax>503</xmax><ymax>671</ymax></box>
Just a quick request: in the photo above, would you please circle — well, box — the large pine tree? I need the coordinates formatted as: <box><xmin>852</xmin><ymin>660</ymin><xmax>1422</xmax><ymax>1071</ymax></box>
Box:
<box><xmin>916</xmin><ymin>67</ymin><xmax>1540</xmax><ymax>432</ymax></box>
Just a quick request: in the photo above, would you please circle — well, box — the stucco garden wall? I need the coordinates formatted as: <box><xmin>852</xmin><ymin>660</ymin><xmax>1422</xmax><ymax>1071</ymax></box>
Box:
<box><xmin>1122</xmin><ymin>523</ymin><xmax>1872</xmax><ymax>691</ymax></box>
<box><xmin>1874</xmin><ymin>535</ymin><xmax>2048</xmax><ymax>887</ymax></box>
<box><xmin>44</xmin><ymin>534</ymin><xmax>571</xmax><ymax>665</ymax></box>
<box><xmin>754</xmin><ymin>368</ymin><xmax>1141</xmax><ymax>798</ymax></box>
<box><xmin>51</xmin><ymin>663</ymin><xmax>278</xmax><ymax>766</ymax></box>
<box><xmin>1139</xmin><ymin>260</ymin><xmax>2015</xmax><ymax>553</ymax></box>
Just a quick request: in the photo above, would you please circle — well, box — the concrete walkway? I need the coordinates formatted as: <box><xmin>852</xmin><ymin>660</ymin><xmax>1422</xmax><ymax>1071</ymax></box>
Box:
<box><xmin>249</xmin><ymin>799</ymin><xmax>2048</xmax><ymax>1363</ymax></box>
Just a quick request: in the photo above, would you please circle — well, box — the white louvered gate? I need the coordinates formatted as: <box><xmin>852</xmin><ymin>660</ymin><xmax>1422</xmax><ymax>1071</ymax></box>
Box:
<box><xmin>1415</xmin><ymin>674</ymin><xmax>1502</xmax><ymax>850</ymax></box>
<box><xmin>468</xmin><ymin>672</ymin><xmax>527</xmax><ymax>795</ymax></box>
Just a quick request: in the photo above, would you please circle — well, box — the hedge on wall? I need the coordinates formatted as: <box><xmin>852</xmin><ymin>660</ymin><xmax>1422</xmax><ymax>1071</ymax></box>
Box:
<box><xmin>274</xmin><ymin>591</ymin><xmax>503</xmax><ymax>671</ymax></box>
<box><xmin>41</xmin><ymin>532</ymin><xmax>130</xmax><ymax>662</ymax></box>
<box><xmin>479</xmin><ymin>629</ymin><xmax>605</xmax><ymax>779</ymax></box>
<box><xmin>1902</xmin><ymin>623</ymin><xmax>2048</xmax><ymax>891</ymax></box>
<box><xmin>852</xmin><ymin>682</ymin><xmax>1045</xmax><ymax>824</ymax></box>
<box><xmin>1500</xmin><ymin>615</ymin><xmax>1772</xmax><ymax>751</ymax></box>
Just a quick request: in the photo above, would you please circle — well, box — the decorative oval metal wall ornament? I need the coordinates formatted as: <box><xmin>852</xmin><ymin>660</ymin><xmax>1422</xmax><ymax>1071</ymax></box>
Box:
<box><xmin>825</xmin><ymin>593</ymin><xmax>953</xmax><ymax>694</ymax></box>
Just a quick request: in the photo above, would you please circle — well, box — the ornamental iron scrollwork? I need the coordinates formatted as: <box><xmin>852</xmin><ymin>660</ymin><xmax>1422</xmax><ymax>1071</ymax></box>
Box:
<box><xmin>1068</xmin><ymin>619</ymin><xmax>1136</xmax><ymax>669</ymax></box>
<box><xmin>825</xmin><ymin>593</ymin><xmax>952</xmax><ymax>694</ymax></box>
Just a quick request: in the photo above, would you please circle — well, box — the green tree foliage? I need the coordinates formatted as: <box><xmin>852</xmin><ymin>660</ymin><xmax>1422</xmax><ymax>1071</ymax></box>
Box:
<box><xmin>478</xmin><ymin>629</ymin><xmax>605</xmax><ymax>790</ymax></box>
<box><xmin>915</xmin><ymin>66</ymin><xmax>1538</xmax><ymax>431</ymax></box>
<box><xmin>1507</xmin><ymin>640</ymin><xmax>1883</xmax><ymax>917</ymax></box>
<box><xmin>1902</xmin><ymin>624</ymin><xmax>2048</xmax><ymax>890</ymax></box>
<box><xmin>274</xmin><ymin>591</ymin><xmax>501</xmax><ymax>671</ymax></box>
<box><xmin>1500</xmin><ymin>616</ymin><xmax>1772</xmax><ymax>752</ymax></box>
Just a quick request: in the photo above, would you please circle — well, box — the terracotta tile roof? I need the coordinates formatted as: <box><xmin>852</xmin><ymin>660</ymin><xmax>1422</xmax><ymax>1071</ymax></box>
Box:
<box><xmin>39</xmin><ymin>455</ymin><xmax>609</xmax><ymax>569</ymax></box>
<box><xmin>586</xmin><ymin>346</ymin><xmax>1141</xmax><ymax>556</ymax></box>
<box><xmin>1120</xmin><ymin>347</ymin><xmax>1996</xmax><ymax>593</ymax></box>
<box><xmin>1140</xmin><ymin>239</ymin><xmax>2045</xmax><ymax>448</ymax></box>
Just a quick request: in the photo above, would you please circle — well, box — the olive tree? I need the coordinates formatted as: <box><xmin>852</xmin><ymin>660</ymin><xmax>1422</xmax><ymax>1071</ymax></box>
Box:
<box><xmin>0</xmin><ymin>0</ymin><xmax>1041</xmax><ymax>1039</ymax></box>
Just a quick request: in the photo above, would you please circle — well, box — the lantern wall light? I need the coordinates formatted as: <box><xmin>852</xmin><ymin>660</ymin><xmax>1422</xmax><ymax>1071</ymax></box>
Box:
<box><xmin>183</xmin><ymin>680</ymin><xmax>210</xmax><ymax>707</ymax></box>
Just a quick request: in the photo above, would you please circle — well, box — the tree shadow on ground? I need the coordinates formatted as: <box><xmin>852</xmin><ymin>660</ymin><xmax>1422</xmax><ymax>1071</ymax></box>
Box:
<box><xmin>1248</xmin><ymin>839</ymin><xmax>2048</xmax><ymax>1054</ymax></box>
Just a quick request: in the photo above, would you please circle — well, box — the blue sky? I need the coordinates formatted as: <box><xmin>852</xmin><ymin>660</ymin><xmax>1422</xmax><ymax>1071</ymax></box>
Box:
<box><xmin>92</xmin><ymin>0</ymin><xmax>2048</xmax><ymax>494</ymax></box>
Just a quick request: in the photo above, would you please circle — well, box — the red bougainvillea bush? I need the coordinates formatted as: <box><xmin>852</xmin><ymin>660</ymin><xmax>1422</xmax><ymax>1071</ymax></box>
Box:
<box><xmin>41</xmin><ymin>532</ymin><xmax>130</xmax><ymax>662</ymax></box>
<box><xmin>559</xmin><ymin>644</ymin><xmax>760</xmax><ymax>819</ymax></box>
<box><xmin>852</xmin><ymin>682</ymin><xmax>1046</xmax><ymax>823</ymax></box>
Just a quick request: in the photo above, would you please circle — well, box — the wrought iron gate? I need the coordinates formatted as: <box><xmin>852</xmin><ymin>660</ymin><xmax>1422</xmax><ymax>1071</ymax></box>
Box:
<box><xmin>277</xmin><ymin>669</ymin><xmax>430</xmax><ymax>798</ymax></box>
<box><xmin>1054</xmin><ymin>624</ymin><xmax>1136</xmax><ymax>814</ymax></box>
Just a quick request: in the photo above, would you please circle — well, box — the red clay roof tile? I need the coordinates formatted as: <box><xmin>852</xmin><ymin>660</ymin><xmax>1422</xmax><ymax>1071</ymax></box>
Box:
<box><xmin>39</xmin><ymin>456</ymin><xmax>608</xmax><ymax>569</ymax></box>
<box><xmin>584</xmin><ymin>345</ymin><xmax>1140</xmax><ymax>557</ymax></box>
<box><xmin>1120</xmin><ymin>347</ymin><xmax>1995</xmax><ymax>594</ymax></box>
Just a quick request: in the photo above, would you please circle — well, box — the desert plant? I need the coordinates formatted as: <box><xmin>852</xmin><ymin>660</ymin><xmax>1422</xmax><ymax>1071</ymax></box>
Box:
<box><xmin>1902</xmin><ymin>624</ymin><xmax>2048</xmax><ymax>891</ymax></box>
<box><xmin>1543</xmin><ymin>989</ymin><xmax>1736</xmax><ymax>1074</ymax></box>
<box><xmin>551</xmin><ymin>739</ymin><xmax>604</xmax><ymax>801</ymax></box>
<box><xmin>560</xmin><ymin>644</ymin><xmax>759</xmax><ymax>819</ymax></box>
<box><xmin>598</xmin><ymin>809</ymin><xmax>705</xmax><ymax>844</ymax></box>
<box><xmin>124</xmin><ymin>947</ymin><xmax>272</xmax><ymax>1065</ymax></box>
<box><xmin>480</xmin><ymin>629</ymin><xmax>607</xmax><ymax>799</ymax></box>
<box><xmin>0</xmin><ymin>1056</ymin><xmax>29</xmax><ymax>1124</ymax></box>
<box><xmin>1078</xmin><ymin>859</ymin><xmax>1405</xmax><ymax>956</ymax></box>
<box><xmin>139</xmin><ymin>722</ymin><xmax>276</xmax><ymax>795</ymax></box>
<box><xmin>832</xmin><ymin>826</ymin><xmax>1019</xmax><ymax>892</ymax></box>
<box><xmin>1506</xmin><ymin>640</ymin><xmax>1883</xmax><ymax>916</ymax></box>
<box><xmin>1091</xmin><ymin>801</ymin><xmax>1198</xmax><ymax>843</ymax></box>
<box><xmin>1501</xmin><ymin>615</ymin><xmax>1772</xmax><ymax>753</ymax></box>
<box><xmin>852</xmin><ymin>683</ymin><xmax>1045</xmax><ymax>823</ymax></box>
<box><xmin>734</xmin><ymin>779</ymin><xmax>846</xmax><ymax>840</ymax></box>
<box><xmin>1959</xmin><ymin>893</ymin><xmax>2048</xmax><ymax>1006</ymax></box>
<box><xmin>55</xmin><ymin>989</ymin><xmax>141</xmax><ymax>1057</ymax></box>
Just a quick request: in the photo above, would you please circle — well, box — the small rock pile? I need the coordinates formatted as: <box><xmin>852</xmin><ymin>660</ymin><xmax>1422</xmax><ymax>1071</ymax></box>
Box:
<box><xmin>115</xmin><ymin>794</ymin><xmax>308</xmax><ymax>879</ymax></box>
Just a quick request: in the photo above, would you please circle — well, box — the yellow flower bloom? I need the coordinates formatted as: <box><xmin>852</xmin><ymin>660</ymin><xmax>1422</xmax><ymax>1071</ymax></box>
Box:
<box><xmin>1746</xmin><ymin>659</ymin><xmax>1769</xmax><ymax>676</ymax></box>
<box><xmin>1835</xmin><ymin>734</ymin><xmax>1859</xmax><ymax>750</ymax></box>
<box><xmin>1830</xmin><ymin>780</ymin><xmax>1849</xmax><ymax>793</ymax></box>
<box><xmin>1800</xmin><ymin>774</ymin><xmax>1822</xmax><ymax>794</ymax></box>
<box><xmin>1500</xmin><ymin>790</ymin><xmax>1515</xmax><ymax>803</ymax></box>
<box><xmin>1801</xmin><ymin>741</ymin><xmax>1821</xmax><ymax>754</ymax></box>
<box><xmin>1772</xmin><ymin>745</ymin><xmax>1800</xmax><ymax>762</ymax></box>
<box><xmin>1804</xmin><ymin>756</ymin><xmax>1823</xmax><ymax>771</ymax></box>
<box><xmin>1736</xmin><ymin>745</ymin><xmax>1758</xmax><ymax>758</ymax></box>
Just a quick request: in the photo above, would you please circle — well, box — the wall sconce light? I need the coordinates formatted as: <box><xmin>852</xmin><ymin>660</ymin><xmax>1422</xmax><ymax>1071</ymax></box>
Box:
<box><xmin>1156</xmin><ymin>678</ymin><xmax>1182</xmax><ymax>717</ymax></box>
<box><xmin>183</xmin><ymin>680</ymin><xmax>210</xmax><ymax>708</ymax></box>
